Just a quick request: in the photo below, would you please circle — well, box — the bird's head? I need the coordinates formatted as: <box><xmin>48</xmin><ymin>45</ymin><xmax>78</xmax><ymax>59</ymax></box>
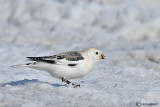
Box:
<box><xmin>85</xmin><ymin>48</ymin><xmax>105</xmax><ymax>63</ymax></box>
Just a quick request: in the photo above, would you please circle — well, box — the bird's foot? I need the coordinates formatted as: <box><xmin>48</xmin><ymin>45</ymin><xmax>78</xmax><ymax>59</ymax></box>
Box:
<box><xmin>62</xmin><ymin>78</ymin><xmax>80</xmax><ymax>88</ymax></box>
<box><xmin>73</xmin><ymin>84</ymin><xmax>80</xmax><ymax>88</ymax></box>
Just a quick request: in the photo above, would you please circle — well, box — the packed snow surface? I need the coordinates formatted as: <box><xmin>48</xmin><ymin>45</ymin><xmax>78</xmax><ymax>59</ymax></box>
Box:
<box><xmin>0</xmin><ymin>0</ymin><xmax>160</xmax><ymax>106</ymax></box>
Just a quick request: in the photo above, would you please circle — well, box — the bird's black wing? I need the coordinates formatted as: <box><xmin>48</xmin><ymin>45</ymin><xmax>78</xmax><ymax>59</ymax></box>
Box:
<box><xmin>26</xmin><ymin>51</ymin><xmax>84</xmax><ymax>66</ymax></box>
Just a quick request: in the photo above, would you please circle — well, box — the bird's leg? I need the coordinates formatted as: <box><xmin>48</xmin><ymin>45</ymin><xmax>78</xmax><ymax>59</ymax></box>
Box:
<box><xmin>61</xmin><ymin>78</ymin><xmax>80</xmax><ymax>88</ymax></box>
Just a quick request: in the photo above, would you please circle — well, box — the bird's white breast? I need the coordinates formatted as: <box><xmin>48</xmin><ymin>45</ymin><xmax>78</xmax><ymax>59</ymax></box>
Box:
<box><xmin>30</xmin><ymin>59</ymin><xmax>94</xmax><ymax>80</ymax></box>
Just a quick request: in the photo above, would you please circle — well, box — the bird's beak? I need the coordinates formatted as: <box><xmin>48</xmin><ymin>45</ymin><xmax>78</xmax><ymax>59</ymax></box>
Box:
<box><xmin>99</xmin><ymin>54</ymin><xmax>105</xmax><ymax>59</ymax></box>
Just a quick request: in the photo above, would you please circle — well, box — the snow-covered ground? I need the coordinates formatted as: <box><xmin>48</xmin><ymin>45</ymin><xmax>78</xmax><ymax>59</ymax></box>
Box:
<box><xmin>0</xmin><ymin>0</ymin><xmax>160</xmax><ymax>106</ymax></box>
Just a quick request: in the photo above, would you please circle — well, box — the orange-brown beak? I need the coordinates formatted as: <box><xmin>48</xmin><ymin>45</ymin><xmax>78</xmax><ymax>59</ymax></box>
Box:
<box><xmin>99</xmin><ymin>54</ymin><xmax>105</xmax><ymax>59</ymax></box>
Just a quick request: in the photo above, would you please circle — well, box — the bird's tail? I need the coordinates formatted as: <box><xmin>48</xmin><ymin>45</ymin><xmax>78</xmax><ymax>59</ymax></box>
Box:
<box><xmin>11</xmin><ymin>62</ymin><xmax>35</xmax><ymax>68</ymax></box>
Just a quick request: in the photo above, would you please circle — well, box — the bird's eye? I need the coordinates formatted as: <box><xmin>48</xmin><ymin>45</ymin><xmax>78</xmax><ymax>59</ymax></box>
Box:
<box><xmin>96</xmin><ymin>52</ymin><xmax>98</xmax><ymax>55</ymax></box>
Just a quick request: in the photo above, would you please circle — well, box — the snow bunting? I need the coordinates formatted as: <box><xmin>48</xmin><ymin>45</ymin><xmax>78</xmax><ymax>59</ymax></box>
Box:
<box><xmin>13</xmin><ymin>48</ymin><xmax>105</xmax><ymax>87</ymax></box>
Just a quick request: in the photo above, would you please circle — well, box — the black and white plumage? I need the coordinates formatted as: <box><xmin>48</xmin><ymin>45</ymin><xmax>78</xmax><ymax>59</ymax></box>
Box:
<box><xmin>27</xmin><ymin>51</ymin><xmax>84</xmax><ymax>63</ymax></box>
<box><xmin>13</xmin><ymin>48</ymin><xmax>105</xmax><ymax>87</ymax></box>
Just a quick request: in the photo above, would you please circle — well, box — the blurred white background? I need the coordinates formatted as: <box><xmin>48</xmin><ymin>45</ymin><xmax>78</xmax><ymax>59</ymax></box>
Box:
<box><xmin>1</xmin><ymin>0</ymin><xmax>160</xmax><ymax>70</ymax></box>
<box><xmin>0</xmin><ymin>0</ymin><xmax>160</xmax><ymax>106</ymax></box>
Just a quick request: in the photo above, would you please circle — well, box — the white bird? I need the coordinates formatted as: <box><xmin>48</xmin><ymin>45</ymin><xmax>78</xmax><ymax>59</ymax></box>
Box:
<box><xmin>13</xmin><ymin>48</ymin><xmax>105</xmax><ymax>87</ymax></box>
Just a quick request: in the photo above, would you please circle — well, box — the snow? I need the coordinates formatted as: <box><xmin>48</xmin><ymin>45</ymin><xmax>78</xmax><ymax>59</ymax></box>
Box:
<box><xmin>0</xmin><ymin>0</ymin><xmax>160</xmax><ymax>106</ymax></box>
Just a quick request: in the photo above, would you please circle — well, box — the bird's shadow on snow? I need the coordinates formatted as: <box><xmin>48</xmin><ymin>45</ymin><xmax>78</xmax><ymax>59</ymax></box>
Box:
<box><xmin>0</xmin><ymin>79</ymin><xmax>65</xmax><ymax>87</ymax></box>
